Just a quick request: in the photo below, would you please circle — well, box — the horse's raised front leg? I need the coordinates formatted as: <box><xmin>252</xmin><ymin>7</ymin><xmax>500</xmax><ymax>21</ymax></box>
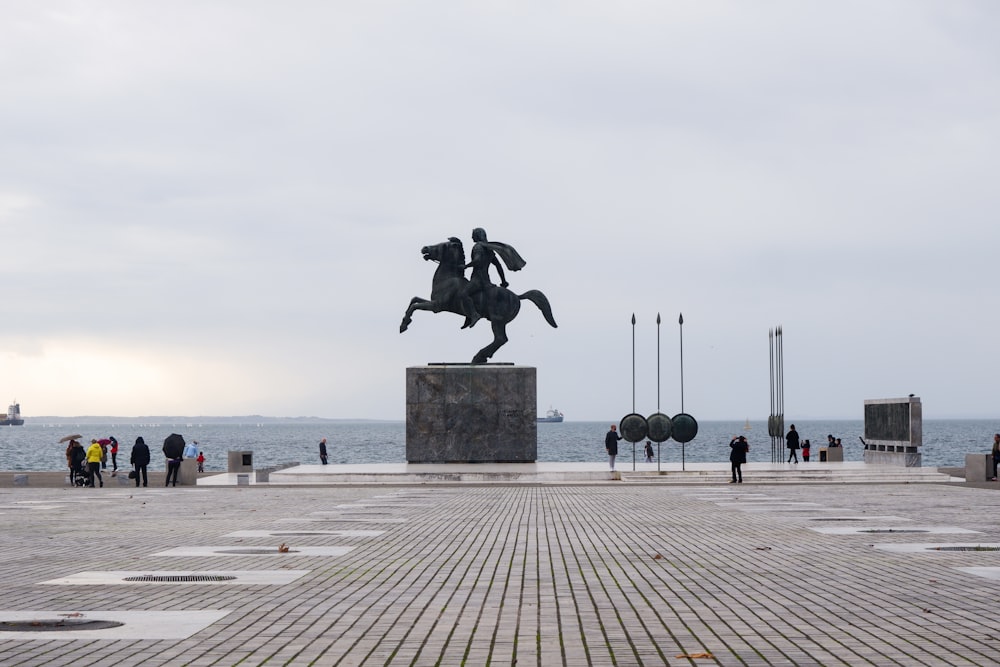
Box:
<box><xmin>400</xmin><ymin>297</ymin><xmax>432</xmax><ymax>333</ymax></box>
<box><xmin>472</xmin><ymin>320</ymin><xmax>508</xmax><ymax>363</ymax></box>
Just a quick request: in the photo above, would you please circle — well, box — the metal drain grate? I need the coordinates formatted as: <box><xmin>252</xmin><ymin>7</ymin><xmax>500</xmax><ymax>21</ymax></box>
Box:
<box><xmin>861</xmin><ymin>529</ymin><xmax>929</xmax><ymax>533</ymax></box>
<box><xmin>124</xmin><ymin>574</ymin><xmax>238</xmax><ymax>582</ymax></box>
<box><xmin>215</xmin><ymin>548</ymin><xmax>300</xmax><ymax>554</ymax></box>
<box><xmin>0</xmin><ymin>619</ymin><xmax>125</xmax><ymax>632</ymax></box>
<box><xmin>934</xmin><ymin>546</ymin><xmax>1000</xmax><ymax>551</ymax></box>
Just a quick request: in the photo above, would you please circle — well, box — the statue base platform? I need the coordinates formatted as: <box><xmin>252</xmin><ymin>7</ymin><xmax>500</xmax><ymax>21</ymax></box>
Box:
<box><xmin>406</xmin><ymin>364</ymin><xmax>537</xmax><ymax>463</ymax></box>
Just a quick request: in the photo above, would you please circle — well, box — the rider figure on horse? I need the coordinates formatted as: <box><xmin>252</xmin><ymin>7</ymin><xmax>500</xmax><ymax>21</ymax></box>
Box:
<box><xmin>460</xmin><ymin>227</ymin><xmax>526</xmax><ymax>329</ymax></box>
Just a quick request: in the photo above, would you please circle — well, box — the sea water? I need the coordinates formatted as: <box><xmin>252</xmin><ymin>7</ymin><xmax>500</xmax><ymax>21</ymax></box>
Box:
<box><xmin>1</xmin><ymin>419</ymin><xmax>995</xmax><ymax>472</ymax></box>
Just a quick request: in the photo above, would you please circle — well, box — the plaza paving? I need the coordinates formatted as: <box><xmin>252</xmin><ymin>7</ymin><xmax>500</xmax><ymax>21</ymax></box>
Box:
<box><xmin>1</xmin><ymin>476</ymin><xmax>999</xmax><ymax>666</ymax></box>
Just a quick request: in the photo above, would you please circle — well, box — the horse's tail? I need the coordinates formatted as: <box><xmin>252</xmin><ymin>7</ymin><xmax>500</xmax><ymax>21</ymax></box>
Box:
<box><xmin>518</xmin><ymin>290</ymin><xmax>558</xmax><ymax>328</ymax></box>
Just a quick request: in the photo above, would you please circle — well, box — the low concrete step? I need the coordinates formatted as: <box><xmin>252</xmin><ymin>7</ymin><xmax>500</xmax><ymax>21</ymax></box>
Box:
<box><xmin>620</xmin><ymin>467</ymin><xmax>953</xmax><ymax>484</ymax></box>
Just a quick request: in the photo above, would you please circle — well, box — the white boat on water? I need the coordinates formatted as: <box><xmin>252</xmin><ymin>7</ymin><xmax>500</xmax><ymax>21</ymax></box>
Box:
<box><xmin>537</xmin><ymin>408</ymin><xmax>564</xmax><ymax>423</ymax></box>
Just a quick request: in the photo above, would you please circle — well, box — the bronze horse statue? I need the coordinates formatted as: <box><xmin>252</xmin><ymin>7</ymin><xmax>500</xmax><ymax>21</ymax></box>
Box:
<box><xmin>399</xmin><ymin>238</ymin><xmax>557</xmax><ymax>363</ymax></box>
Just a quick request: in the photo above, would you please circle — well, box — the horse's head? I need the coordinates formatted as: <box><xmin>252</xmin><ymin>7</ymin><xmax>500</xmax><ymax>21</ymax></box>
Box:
<box><xmin>421</xmin><ymin>238</ymin><xmax>465</xmax><ymax>267</ymax></box>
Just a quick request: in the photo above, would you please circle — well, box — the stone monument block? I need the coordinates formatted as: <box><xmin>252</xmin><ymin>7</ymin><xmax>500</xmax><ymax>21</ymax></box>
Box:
<box><xmin>228</xmin><ymin>451</ymin><xmax>254</xmax><ymax>473</ymax></box>
<box><xmin>965</xmin><ymin>453</ymin><xmax>992</xmax><ymax>483</ymax></box>
<box><xmin>862</xmin><ymin>396</ymin><xmax>922</xmax><ymax>467</ymax></box>
<box><xmin>406</xmin><ymin>364</ymin><xmax>537</xmax><ymax>463</ymax></box>
<box><xmin>179</xmin><ymin>458</ymin><xmax>199</xmax><ymax>486</ymax></box>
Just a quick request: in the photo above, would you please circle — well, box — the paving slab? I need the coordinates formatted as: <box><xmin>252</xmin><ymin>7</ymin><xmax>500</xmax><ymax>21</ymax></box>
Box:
<box><xmin>0</xmin><ymin>481</ymin><xmax>998</xmax><ymax>665</ymax></box>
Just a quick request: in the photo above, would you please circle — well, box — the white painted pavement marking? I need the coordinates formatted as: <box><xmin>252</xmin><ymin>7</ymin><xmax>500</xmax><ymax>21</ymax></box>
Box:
<box><xmin>955</xmin><ymin>567</ymin><xmax>1000</xmax><ymax>580</ymax></box>
<box><xmin>225</xmin><ymin>529</ymin><xmax>384</xmax><ymax>538</ymax></box>
<box><xmin>811</xmin><ymin>526</ymin><xmax>981</xmax><ymax>536</ymax></box>
<box><xmin>0</xmin><ymin>610</ymin><xmax>229</xmax><ymax>640</ymax></box>
<box><xmin>150</xmin><ymin>545</ymin><xmax>353</xmax><ymax>557</ymax></box>
<box><xmin>874</xmin><ymin>542</ymin><xmax>1000</xmax><ymax>554</ymax></box>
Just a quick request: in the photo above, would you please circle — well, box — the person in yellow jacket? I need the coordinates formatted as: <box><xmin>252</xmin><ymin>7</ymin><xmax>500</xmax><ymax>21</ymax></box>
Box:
<box><xmin>86</xmin><ymin>439</ymin><xmax>104</xmax><ymax>488</ymax></box>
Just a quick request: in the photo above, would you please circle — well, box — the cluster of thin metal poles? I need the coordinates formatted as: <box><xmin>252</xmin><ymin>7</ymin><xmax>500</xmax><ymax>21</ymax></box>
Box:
<box><xmin>768</xmin><ymin>326</ymin><xmax>784</xmax><ymax>463</ymax></box>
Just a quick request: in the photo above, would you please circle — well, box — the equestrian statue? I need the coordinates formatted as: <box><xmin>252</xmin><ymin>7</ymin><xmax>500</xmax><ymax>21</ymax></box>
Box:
<box><xmin>399</xmin><ymin>228</ymin><xmax>557</xmax><ymax>363</ymax></box>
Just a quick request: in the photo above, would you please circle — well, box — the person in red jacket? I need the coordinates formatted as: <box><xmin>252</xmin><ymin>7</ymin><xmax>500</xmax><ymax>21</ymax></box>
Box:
<box><xmin>108</xmin><ymin>436</ymin><xmax>119</xmax><ymax>474</ymax></box>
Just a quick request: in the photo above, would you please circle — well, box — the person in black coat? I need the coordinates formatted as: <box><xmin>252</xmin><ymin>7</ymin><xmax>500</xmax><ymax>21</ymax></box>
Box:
<box><xmin>130</xmin><ymin>437</ymin><xmax>151</xmax><ymax>487</ymax></box>
<box><xmin>605</xmin><ymin>424</ymin><xmax>622</xmax><ymax>471</ymax></box>
<box><xmin>786</xmin><ymin>424</ymin><xmax>800</xmax><ymax>463</ymax></box>
<box><xmin>162</xmin><ymin>434</ymin><xmax>185</xmax><ymax>487</ymax></box>
<box><xmin>69</xmin><ymin>441</ymin><xmax>87</xmax><ymax>486</ymax></box>
<box><xmin>729</xmin><ymin>436</ymin><xmax>749</xmax><ymax>483</ymax></box>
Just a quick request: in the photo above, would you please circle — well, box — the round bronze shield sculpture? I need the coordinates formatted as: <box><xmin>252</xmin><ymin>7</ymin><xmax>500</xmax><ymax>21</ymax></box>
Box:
<box><xmin>619</xmin><ymin>413</ymin><xmax>649</xmax><ymax>443</ymax></box>
<box><xmin>671</xmin><ymin>413</ymin><xmax>699</xmax><ymax>444</ymax></box>
<box><xmin>646</xmin><ymin>412</ymin><xmax>673</xmax><ymax>443</ymax></box>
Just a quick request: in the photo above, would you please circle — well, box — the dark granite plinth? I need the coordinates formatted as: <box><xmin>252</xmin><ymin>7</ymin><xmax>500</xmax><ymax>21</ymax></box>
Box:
<box><xmin>406</xmin><ymin>365</ymin><xmax>537</xmax><ymax>463</ymax></box>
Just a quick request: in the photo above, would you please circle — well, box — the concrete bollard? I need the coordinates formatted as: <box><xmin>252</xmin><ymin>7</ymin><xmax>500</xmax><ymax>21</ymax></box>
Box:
<box><xmin>965</xmin><ymin>453</ymin><xmax>992</xmax><ymax>482</ymax></box>
<box><xmin>179</xmin><ymin>459</ymin><xmax>198</xmax><ymax>486</ymax></box>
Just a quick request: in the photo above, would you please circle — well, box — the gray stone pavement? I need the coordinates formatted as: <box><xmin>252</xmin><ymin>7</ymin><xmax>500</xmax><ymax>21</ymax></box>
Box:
<box><xmin>1</xmin><ymin>480</ymin><xmax>999</xmax><ymax>666</ymax></box>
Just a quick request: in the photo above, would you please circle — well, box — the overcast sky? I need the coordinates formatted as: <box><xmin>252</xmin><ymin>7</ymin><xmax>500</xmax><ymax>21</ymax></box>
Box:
<box><xmin>2</xmin><ymin>2</ymin><xmax>998</xmax><ymax>421</ymax></box>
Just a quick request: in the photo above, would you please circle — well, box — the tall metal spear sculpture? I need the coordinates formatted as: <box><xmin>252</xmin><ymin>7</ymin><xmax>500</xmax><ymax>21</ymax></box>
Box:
<box><xmin>631</xmin><ymin>313</ymin><xmax>636</xmax><ymax>470</ymax></box>
<box><xmin>646</xmin><ymin>313</ymin><xmax>672</xmax><ymax>473</ymax></box>
<box><xmin>768</xmin><ymin>326</ymin><xmax>784</xmax><ymax>463</ymax></box>
<box><xmin>670</xmin><ymin>313</ymin><xmax>699</xmax><ymax>470</ymax></box>
<box><xmin>632</xmin><ymin>313</ymin><xmax>636</xmax><ymax>414</ymax></box>
<box><xmin>619</xmin><ymin>314</ymin><xmax>648</xmax><ymax>470</ymax></box>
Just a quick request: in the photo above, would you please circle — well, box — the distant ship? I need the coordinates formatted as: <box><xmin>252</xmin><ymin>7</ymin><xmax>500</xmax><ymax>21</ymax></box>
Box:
<box><xmin>537</xmin><ymin>408</ymin><xmax>564</xmax><ymax>423</ymax></box>
<box><xmin>0</xmin><ymin>401</ymin><xmax>23</xmax><ymax>426</ymax></box>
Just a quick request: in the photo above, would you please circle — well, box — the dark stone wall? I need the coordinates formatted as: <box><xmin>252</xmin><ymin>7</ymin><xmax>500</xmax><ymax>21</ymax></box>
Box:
<box><xmin>406</xmin><ymin>365</ymin><xmax>537</xmax><ymax>463</ymax></box>
<box><xmin>864</xmin><ymin>402</ymin><xmax>911</xmax><ymax>441</ymax></box>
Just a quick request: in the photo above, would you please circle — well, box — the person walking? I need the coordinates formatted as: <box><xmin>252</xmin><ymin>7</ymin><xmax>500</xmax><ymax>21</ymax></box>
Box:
<box><xmin>786</xmin><ymin>424</ymin><xmax>800</xmax><ymax>463</ymax></box>
<box><xmin>730</xmin><ymin>435</ymin><xmax>749</xmax><ymax>483</ymax></box>
<box><xmin>86</xmin><ymin>439</ymin><xmax>104</xmax><ymax>488</ymax></box>
<box><xmin>991</xmin><ymin>433</ymin><xmax>1000</xmax><ymax>481</ymax></box>
<box><xmin>605</xmin><ymin>425</ymin><xmax>622</xmax><ymax>471</ymax></box>
<box><xmin>644</xmin><ymin>440</ymin><xmax>654</xmax><ymax>463</ymax></box>
<box><xmin>801</xmin><ymin>439</ymin><xmax>811</xmax><ymax>462</ymax></box>
<box><xmin>130</xmin><ymin>437</ymin><xmax>150</xmax><ymax>487</ymax></box>
<box><xmin>319</xmin><ymin>438</ymin><xmax>329</xmax><ymax>465</ymax></box>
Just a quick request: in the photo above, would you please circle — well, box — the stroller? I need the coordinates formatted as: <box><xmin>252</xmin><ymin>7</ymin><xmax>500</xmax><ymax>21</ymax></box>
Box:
<box><xmin>70</xmin><ymin>460</ymin><xmax>91</xmax><ymax>486</ymax></box>
<box><xmin>69</xmin><ymin>443</ymin><xmax>90</xmax><ymax>487</ymax></box>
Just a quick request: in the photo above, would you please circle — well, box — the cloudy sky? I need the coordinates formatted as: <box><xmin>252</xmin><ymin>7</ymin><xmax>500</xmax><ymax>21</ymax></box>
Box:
<box><xmin>2</xmin><ymin>2</ymin><xmax>998</xmax><ymax>421</ymax></box>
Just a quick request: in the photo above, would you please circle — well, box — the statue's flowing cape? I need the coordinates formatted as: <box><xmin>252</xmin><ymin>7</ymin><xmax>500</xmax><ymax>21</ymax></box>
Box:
<box><xmin>483</xmin><ymin>241</ymin><xmax>526</xmax><ymax>272</ymax></box>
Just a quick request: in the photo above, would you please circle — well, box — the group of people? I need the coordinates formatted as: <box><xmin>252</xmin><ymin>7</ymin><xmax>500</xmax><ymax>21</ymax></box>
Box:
<box><xmin>785</xmin><ymin>426</ymin><xmax>842</xmax><ymax>463</ymax></box>
<box><xmin>601</xmin><ymin>427</ymin><xmax>658</xmax><ymax>471</ymax></box>
<box><xmin>64</xmin><ymin>437</ymin><xmax>118</xmax><ymax>488</ymax></box>
<box><xmin>602</xmin><ymin>423</ymin><xmax>847</xmax><ymax>483</ymax></box>
<box><xmin>64</xmin><ymin>435</ymin><xmax>205</xmax><ymax>488</ymax></box>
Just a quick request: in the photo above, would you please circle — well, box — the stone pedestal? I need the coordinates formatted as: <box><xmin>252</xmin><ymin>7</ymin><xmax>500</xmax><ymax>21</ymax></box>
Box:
<box><xmin>965</xmin><ymin>453</ymin><xmax>992</xmax><ymax>482</ymax></box>
<box><xmin>179</xmin><ymin>458</ymin><xmax>199</xmax><ymax>486</ymax></box>
<box><xmin>406</xmin><ymin>364</ymin><xmax>536</xmax><ymax>463</ymax></box>
<box><xmin>228</xmin><ymin>451</ymin><xmax>254</xmax><ymax>473</ymax></box>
